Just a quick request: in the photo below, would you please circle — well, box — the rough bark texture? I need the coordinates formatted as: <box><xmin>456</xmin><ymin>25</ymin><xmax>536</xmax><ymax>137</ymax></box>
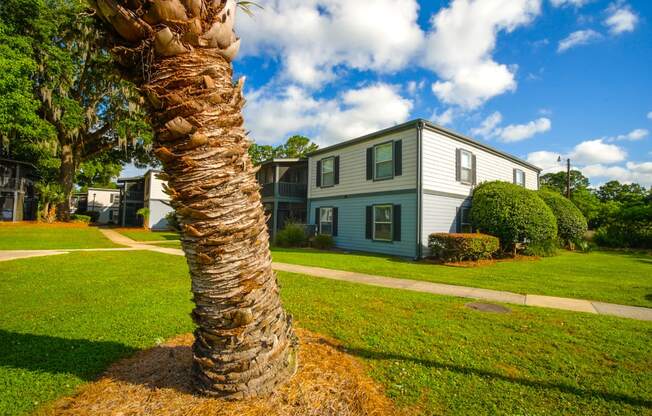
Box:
<box><xmin>57</xmin><ymin>142</ymin><xmax>75</xmax><ymax>220</ymax></box>
<box><xmin>91</xmin><ymin>0</ymin><xmax>298</xmax><ymax>399</ymax></box>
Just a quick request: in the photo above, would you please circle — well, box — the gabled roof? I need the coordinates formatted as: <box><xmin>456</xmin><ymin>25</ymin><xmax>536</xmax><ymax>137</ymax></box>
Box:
<box><xmin>307</xmin><ymin>119</ymin><xmax>541</xmax><ymax>172</ymax></box>
<box><xmin>258</xmin><ymin>158</ymin><xmax>307</xmax><ymax>166</ymax></box>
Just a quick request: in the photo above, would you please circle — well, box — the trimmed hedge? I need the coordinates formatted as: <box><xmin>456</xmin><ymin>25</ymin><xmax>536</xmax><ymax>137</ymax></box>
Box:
<box><xmin>428</xmin><ymin>233</ymin><xmax>499</xmax><ymax>262</ymax></box>
<box><xmin>70</xmin><ymin>214</ymin><xmax>91</xmax><ymax>224</ymax></box>
<box><xmin>312</xmin><ymin>234</ymin><xmax>334</xmax><ymax>250</ymax></box>
<box><xmin>275</xmin><ymin>222</ymin><xmax>307</xmax><ymax>247</ymax></box>
<box><xmin>471</xmin><ymin>181</ymin><xmax>557</xmax><ymax>253</ymax></box>
<box><xmin>538</xmin><ymin>189</ymin><xmax>588</xmax><ymax>247</ymax></box>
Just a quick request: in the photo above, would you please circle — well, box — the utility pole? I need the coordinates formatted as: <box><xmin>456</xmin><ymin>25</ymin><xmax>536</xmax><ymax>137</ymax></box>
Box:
<box><xmin>566</xmin><ymin>158</ymin><xmax>571</xmax><ymax>199</ymax></box>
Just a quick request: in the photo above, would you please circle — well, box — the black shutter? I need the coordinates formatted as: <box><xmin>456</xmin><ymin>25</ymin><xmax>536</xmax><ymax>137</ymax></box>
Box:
<box><xmin>366</xmin><ymin>148</ymin><xmax>374</xmax><ymax>180</ymax></box>
<box><xmin>472</xmin><ymin>154</ymin><xmax>477</xmax><ymax>185</ymax></box>
<box><xmin>455</xmin><ymin>149</ymin><xmax>461</xmax><ymax>182</ymax></box>
<box><xmin>393</xmin><ymin>204</ymin><xmax>401</xmax><ymax>241</ymax></box>
<box><xmin>455</xmin><ymin>207</ymin><xmax>461</xmax><ymax>233</ymax></box>
<box><xmin>332</xmin><ymin>207</ymin><xmax>338</xmax><ymax>236</ymax></box>
<box><xmin>365</xmin><ymin>206</ymin><xmax>373</xmax><ymax>239</ymax></box>
<box><xmin>394</xmin><ymin>140</ymin><xmax>402</xmax><ymax>176</ymax></box>
<box><xmin>315</xmin><ymin>207</ymin><xmax>320</xmax><ymax>231</ymax></box>
<box><xmin>316</xmin><ymin>160</ymin><xmax>322</xmax><ymax>187</ymax></box>
<box><xmin>334</xmin><ymin>156</ymin><xmax>340</xmax><ymax>185</ymax></box>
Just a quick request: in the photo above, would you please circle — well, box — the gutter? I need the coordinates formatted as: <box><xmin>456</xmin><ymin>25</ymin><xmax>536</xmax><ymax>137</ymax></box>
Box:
<box><xmin>416</xmin><ymin>121</ymin><xmax>424</xmax><ymax>260</ymax></box>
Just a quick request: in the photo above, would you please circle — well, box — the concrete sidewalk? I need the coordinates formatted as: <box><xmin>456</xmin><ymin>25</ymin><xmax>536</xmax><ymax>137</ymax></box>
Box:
<box><xmin>6</xmin><ymin>228</ymin><xmax>648</xmax><ymax>322</ymax></box>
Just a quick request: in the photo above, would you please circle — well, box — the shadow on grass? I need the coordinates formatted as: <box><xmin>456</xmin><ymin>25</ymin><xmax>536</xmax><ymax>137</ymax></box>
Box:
<box><xmin>325</xmin><ymin>341</ymin><xmax>652</xmax><ymax>409</ymax></box>
<box><xmin>0</xmin><ymin>329</ymin><xmax>138</xmax><ymax>381</ymax></box>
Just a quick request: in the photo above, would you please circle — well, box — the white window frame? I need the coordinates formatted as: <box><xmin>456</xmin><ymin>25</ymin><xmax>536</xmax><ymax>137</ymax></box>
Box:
<box><xmin>373</xmin><ymin>204</ymin><xmax>393</xmax><ymax>242</ymax></box>
<box><xmin>460</xmin><ymin>150</ymin><xmax>473</xmax><ymax>184</ymax></box>
<box><xmin>319</xmin><ymin>207</ymin><xmax>333</xmax><ymax>235</ymax></box>
<box><xmin>514</xmin><ymin>169</ymin><xmax>525</xmax><ymax>187</ymax></box>
<box><xmin>321</xmin><ymin>157</ymin><xmax>335</xmax><ymax>187</ymax></box>
<box><xmin>374</xmin><ymin>142</ymin><xmax>394</xmax><ymax>181</ymax></box>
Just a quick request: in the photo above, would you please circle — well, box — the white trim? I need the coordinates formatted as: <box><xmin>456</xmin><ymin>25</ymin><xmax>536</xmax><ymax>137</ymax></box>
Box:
<box><xmin>373</xmin><ymin>204</ymin><xmax>393</xmax><ymax>241</ymax></box>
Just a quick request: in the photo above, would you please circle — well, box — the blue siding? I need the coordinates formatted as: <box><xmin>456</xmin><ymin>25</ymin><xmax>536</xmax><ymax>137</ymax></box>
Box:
<box><xmin>309</xmin><ymin>191</ymin><xmax>417</xmax><ymax>258</ymax></box>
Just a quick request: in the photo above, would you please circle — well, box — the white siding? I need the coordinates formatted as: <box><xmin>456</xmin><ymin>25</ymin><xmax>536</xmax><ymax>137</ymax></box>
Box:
<box><xmin>86</xmin><ymin>189</ymin><xmax>120</xmax><ymax>224</ymax></box>
<box><xmin>308</xmin><ymin>127</ymin><xmax>418</xmax><ymax>199</ymax></box>
<box><xmin>147</xmin><ymin>171</ymin><xmax>170</xmax><ymax>201</ymax></box>
<box><xmin>420</xmin><ymin>193</ymin><xmax>471</xmax><ymax>252</ymax></box>
<box><xmin>421</xmin><ymin>128</ymin><xmax>539</xmax><ymax>196</ymax></box>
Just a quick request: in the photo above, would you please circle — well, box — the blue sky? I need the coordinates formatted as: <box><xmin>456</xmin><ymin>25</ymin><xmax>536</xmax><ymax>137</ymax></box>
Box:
<box><xmin>123</xmin><ymin>0</ymin><xmax>652</xmax><ymax>186</ymax></box>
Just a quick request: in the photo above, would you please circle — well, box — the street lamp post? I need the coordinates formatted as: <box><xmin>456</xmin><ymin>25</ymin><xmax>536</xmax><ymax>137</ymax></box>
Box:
<box><xmin>557</xmin><ymin>156</ymin><xmax>571</xmax><ymax>199</ymax></box>
<box><xmin>92</xmin><ymin>193</ymin><xmax>97</xmax><ymax>216</ymax></box>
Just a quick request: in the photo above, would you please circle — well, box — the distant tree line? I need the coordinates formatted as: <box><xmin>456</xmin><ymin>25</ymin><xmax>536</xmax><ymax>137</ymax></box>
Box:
<box><xmin>540</xmin><ymin>171</ymin><xmax>651</xmax><ymax>248</ymax></box>
<box><xmin>248</xmin><ymin>135</ymin><xmax>318</xmax><ymax>166</ymax></box>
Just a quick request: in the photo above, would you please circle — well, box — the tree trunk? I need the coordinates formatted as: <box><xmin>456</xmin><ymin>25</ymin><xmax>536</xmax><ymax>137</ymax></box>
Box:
<box><xmin>146</xmin><ymin>50</ymin><xmax>297</xmax><ymax>398</ymax></box>
<box><xmin>57</xmin><ymin>142</ymin><xmax>75</xmax><ymax>221</ymax></box>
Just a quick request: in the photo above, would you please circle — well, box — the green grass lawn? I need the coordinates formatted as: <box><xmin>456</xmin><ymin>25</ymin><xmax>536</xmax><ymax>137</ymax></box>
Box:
<box><xmin>150</xmin><ymin>240</ymin><xmax>182</xmax><ymax>248</ymax></box>
<box><xmin>1</xmin><ymin>251</ymin><xmax>650</xmax><ymax>415</ymax></box>
<box><xmin>0</xmin><ymin>224</ymin><xmax>120</xmax><ymax>250</ymax></box>
<box><xmin>115</xmin><ymin>228</ymin><xmax>180</xmax><ymax>241</ymax></box>
<box><xmin>272</xmin><ymin>248</ymin><xmax>652</xmax><ymax>308</ymax></box>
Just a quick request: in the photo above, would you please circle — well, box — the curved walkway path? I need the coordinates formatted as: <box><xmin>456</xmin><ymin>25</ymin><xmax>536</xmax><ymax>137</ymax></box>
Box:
<box><xmin>2</xmin><ymin>228</ymin><xmax>651</xmax><ymax>322</ymax></box>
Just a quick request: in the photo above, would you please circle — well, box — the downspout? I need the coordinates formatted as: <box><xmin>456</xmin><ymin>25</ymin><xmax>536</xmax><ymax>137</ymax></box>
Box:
<box><xmin>416</xmin><ymin>121</ymin><xmax>424</xmax><ymax>259</ymax></box>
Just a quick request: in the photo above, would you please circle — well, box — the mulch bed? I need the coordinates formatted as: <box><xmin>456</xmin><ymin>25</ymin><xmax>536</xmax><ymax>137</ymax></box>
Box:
<box><xmin>39</xmin><ymin>328</ymin><xmax>398</xmax><ymax>416</ymax></box>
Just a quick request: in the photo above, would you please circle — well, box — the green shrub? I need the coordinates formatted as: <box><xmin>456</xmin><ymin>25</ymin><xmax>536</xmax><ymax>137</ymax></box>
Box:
<box><xmin>76</xmin><ymin>210</ymin><xmax>100</xmax><ymax>223</ymax></box>
<box><xmin>70</xmin><ymin>214</ymin><xmax>91</xmax><ymax>224</ymax></box>
<box><xmin>275</xmin><ymin>222</ymin><xmax>307</xmax><ymax>247</ymax></box>
<box><xmin>165</xmin><ymin>210</ymin><xmax>181</xmax><ymax>231</ymax></box>
<box><xmin>538</xmin><ymin>189</ymin><xmax>588</xmax><ymax>247</ymax></box>
<box><xmin>428</xmin><ymin>233</ymin><xmax>499</xmax><ymax>262</ymax></box>
<box><xmin>471</xmin><ymin>181</ymin><xmax>557</xmax><ymax>253</ymax></box>
<box><xmin>312</xmin><ymin>234</ymin><xmax>334</xmax><ymax>250</ymax></box>
<box><xmin>522</xmin><ymin>240</ymin><xmax>558</xmax><ymax>257</ymax></box>
<box><xmin>594</xmin><ymin>205</ymin><xmax>652</xmax><ymax>248</ymax></box>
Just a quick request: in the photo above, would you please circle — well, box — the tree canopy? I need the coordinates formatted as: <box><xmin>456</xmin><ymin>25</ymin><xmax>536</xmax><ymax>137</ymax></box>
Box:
<box><xmin>249</xmin><ymin>135</ymin><xmax>318</xmax><ymax>165</ymax></box>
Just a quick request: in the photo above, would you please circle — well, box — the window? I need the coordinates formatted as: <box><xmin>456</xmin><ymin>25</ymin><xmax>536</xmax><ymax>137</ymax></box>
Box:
<box><xmin>319</xmin><ymin>207</ymin><xmax>333</xmax><ymax>235</ymax></box>
<box><xmin>373</xmin><ymin>205</ymin><xmax>393</xmax><ymax>241</ymax></box>
<box><xmin>374</xmin><ymin>142</ymin><xmax>393</xmax><ymax>180</ymax></box>
<box><xmin>460</xmin><ymin>207</ymin><xmax>472</xmax><ymax>233</ymax></box>
<box><xmin>514</xmin><ymin>169</ymin><xmax>525</xmax><ymax>187</ymax></box>
<box><xmin>110</xmin><ymin>194</ymin><xmax>117</xmax><ymax>204</ymax></box>
<box><xmin>321</xmin><ymin>157</ymin><xmax>335</xmax><ymax>187</ymax></box>
<box><xmin>460</xmin><ymin>150</ymin><xmax>473</xmax><ymax>184</ymax></box>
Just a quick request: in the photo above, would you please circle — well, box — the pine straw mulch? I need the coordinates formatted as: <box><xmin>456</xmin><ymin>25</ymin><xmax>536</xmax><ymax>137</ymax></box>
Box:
<box><xmin>39</xmin><ymin>328</ymin><xmax>400</xmax><ymax>416</ymax></box>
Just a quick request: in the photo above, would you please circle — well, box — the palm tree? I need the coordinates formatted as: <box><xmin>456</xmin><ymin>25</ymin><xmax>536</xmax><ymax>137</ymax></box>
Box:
<box><xmin>90</xmin><ymin>0</ymin><xmax>297</xmax><ymax>399</ymax></box>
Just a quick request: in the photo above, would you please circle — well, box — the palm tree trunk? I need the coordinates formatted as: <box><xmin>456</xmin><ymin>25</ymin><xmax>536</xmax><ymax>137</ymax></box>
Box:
<box><xmin>92</xmin><ymin>1</ymin><xmax>298</xmax><ymax>398</ymax></box>
<box><xmin>137</xmin><ymin>49</ymin><xmax>297</xmax><ymax>400</ymax></box>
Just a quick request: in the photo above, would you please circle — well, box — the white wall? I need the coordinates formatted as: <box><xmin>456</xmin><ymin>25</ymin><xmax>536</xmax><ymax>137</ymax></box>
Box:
<box><xmin>421</xmin><ymin>128</ymin><xmax>539</xmax><ymax>196</ymax></box>
<box><xmin>146</xmin><ymin>171</ymin><xmax>170</xmax><ymax>201</ymax></box>
<box><xmin>87</xmin><ymin>189</ymin><xmax>120</xmax><ymax>224</ymax></box>
<box><xmin>309</xmin><ymin>127</ymin><xmax>418</xmax><ymax>199</ymax></box>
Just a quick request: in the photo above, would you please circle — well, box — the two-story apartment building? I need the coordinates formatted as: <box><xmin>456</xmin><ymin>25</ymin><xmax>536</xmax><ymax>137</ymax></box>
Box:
<box><xmin>117</xmin><ymin>170</ymin><xmax>173</xmax><ymax>230</ymax></box>
<box><xmin>0</xmin><ymin>158</ymin><xmax>38</xmax><ymax>222</ymax></box>
<box><xmin>256</xmin><ymin>158</ymin><xmax>308</xmax><ymax>239</ymax></box>
<box><xmin>307</xmin><ymin>119</ymin><xmax>540</xmax><ymax>258</ymax></box>
<box><xmin>76</xmin><ymin>188</ymin><xmax>121</xmax><ymax>224</ymax></box>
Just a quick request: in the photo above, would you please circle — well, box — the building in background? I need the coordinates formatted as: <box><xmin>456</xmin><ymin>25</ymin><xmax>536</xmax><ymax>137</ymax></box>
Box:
<box><xmin>117</xmin><ymin>170</ymin><xmax>173</xmax><ymax>230</ymax></box>
<box><xmin>0</xmin><ymin>158</ymin><xmax>39</xmax><ymax>222</ymax></box>
<box><xmin>76</xmin><ymin>188</ymin><xmax>120</xmax><ymax>224</ymax></box>
<box><xmin>256</xmin><ymin>159</ymin><xmax>308</xmax><ymax>239</ymax></box>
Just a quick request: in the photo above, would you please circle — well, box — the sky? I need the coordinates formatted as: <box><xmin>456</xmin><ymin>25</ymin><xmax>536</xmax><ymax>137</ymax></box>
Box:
<box><xmin>121</xmin><ymin>0</ymin><xmax>652</xmax><ymax>187</ymax></box>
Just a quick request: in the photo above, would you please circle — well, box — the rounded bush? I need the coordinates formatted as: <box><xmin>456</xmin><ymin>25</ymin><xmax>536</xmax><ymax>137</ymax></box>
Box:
<box><xmin>275</xmin><ymin>222</ymin><xmax>307</xmax><ymax>247</ymax></box>
<box><xmin>471</xmin><ymin>181</ymin><xmax>557</xmax><ymax>252</ymax></box>
<box><xmin>312</xmin><ymin>234</ymin><xmax>334</xmax><ymax>250</ymax></box>
<box><xmin>538</xmin><ymin>189</ymin><xmax>588</xmax><ymax>246</ymax></box>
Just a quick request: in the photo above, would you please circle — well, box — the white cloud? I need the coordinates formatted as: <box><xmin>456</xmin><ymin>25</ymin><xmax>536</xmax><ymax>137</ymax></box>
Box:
<box><xmin>238</xmin><ymin>0</ymin><xmax>424</xmax><ymax>87</ymax></box>
<box><xmin>550</xmin><ymin>0</ymin><xmax>591</xmax><ymax>7</ymax></box>
<box><xmin>471</xmin><ymin>112</ymin><xmax>550</xmax><ymax>142</ymax></box>
<box><xmin>423</xmin><ymin>0</ymin><xmax>541</xmax><ymax>109</ymax></box>
<box><xmin>526</xmin><ymin>150</ymin><xmax>564</xmax><ymax>172</ymax></box>
<box><xmin>499</xmin><ymin>118</ymin><xmax>552</xmax><ymax>142</ymax></box>
<box><xmin>406</xmin><ymin>80</ymin><xmax>426</xmax><ymax>96</ymax></box>
<box><xmin>245</xmin><ymin>83</ymin><xmax>412</xmax><ymax>146</ymax></box>
<box><xmin>604</xmin><ymin>1</ymin><xmax>639</xmax><ymax>35</ymax></box>
<box><xmin>431</xmin><ymin>108</ymin><xmax>456</xmax><ymax>126</ymax></box>
<box><xmin>557</xmin><ymin>29</ymin><xmax>602</xmax><ymax>52</ymax></box>
<box><xmin>471</xmin><ymin>111</ymin><xmax>503</xmax><ymax>138</ymax></box>
<box><xmin>581</xmin><ymin>163</ymin><xmax>652</xmax><ymax>186</ymax></box>
<box><xmin>568</xmin><ymin>139</ymin><xmax>627</xmax><ymax>165</ymax></box>
<box><xmin>647</xmin><ymin>111</ymin><xmax>652</xmax><ymax>120</ymax></box>
<box><xmin>607</xmin><ymin>128</ymin><xmax>649</xmax><ymax>142</ymax></box>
